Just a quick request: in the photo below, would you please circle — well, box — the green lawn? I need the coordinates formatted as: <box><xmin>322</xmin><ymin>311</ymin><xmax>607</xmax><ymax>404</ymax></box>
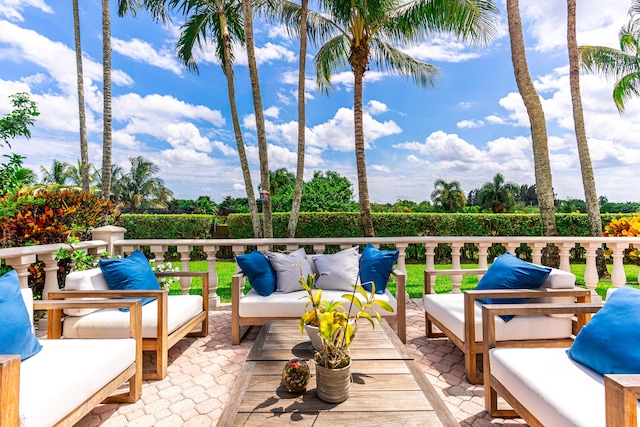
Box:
<box><xmin>175</xmin><ymin>261</ymin><xmax>639</xmax><ymax>302</ymax></box>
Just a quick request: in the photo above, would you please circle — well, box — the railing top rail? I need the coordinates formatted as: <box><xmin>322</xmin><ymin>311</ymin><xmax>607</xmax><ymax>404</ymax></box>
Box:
<box><xmin>0</xmin><ymin>240</ymin><xmax>107</xmax><ymax>258</ymax></box>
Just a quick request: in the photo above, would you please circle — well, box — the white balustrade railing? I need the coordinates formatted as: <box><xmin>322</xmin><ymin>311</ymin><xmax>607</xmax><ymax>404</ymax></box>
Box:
<box><xmin>2</xmin><ymin>226</ymin><xmax>640</xmax><ymax>306</ymax></box>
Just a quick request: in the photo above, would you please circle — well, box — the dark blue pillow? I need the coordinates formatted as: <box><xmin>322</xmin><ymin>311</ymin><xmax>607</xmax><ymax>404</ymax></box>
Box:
<box><xmin>0</xmin><ymin>270</ymin><xmax>42</xmax><ymax>361</ymax></box>
<box><xmin>567</xmin><ymin>286</ymin><xmax>640</xmax><ymax>375</ymax></box>
<box><xmin>99</xmin><ymin>250</ymin><xmax>160</xmax><ymax>307</ymax></box>
<box><xmin>360</xmin><ymin>244</ymin><xmax>399</xmax><ymax>294</ymax></box>
<box><xmin>236</xmin><ymin>250</ymin><xmax>277</xmax><ymax>296</ymax></box>
<box><xmin>475</xmin><ymin>252</ymin><xmax>551</xmax><ymax>321</ymax></box>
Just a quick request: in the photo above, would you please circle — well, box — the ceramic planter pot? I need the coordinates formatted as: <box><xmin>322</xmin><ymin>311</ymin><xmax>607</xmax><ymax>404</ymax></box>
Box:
<box><xmin>315</xmin><ymin>362</ymin><xmax>351</xmax><ymax>403</ymax></box>
<box><xmin>304</xmin><ymin>324</ymin><xmax>323</xmax><ymax>351</ymax></box>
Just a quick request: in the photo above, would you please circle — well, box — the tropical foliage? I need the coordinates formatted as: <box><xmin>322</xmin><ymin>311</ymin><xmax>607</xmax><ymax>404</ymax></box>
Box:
<box><xmin>602</xmin><ymin>215</ymin><xmax>640</xmax><ymax>236</ymax></box>
<box><xmin>0</xmin><ymin>154</ymin><xmax>36</xmax><ymax>196</ymax></box>
<box><xmin>113</xmin><ymin>156</ymin><xmax>174</xmax><ymax>212</ymax></box>
<box><xmin>0</xmin><ymin>93</ymin><xmax>39</xmax><ymax>149</ymax></box>
<box><xmin>477</xmin><ymin>173</ymin><xmax>519</xmax><ymax>213</ymax></box>
<box><xmin>579</xmin><ymin>0</ymin><xmax>640</xmax><ymax>112</ymax></box>
<box><xmin>430</xmin><ymin>179</ymin><xmax>466</xmax><ymax>213</ymax></box>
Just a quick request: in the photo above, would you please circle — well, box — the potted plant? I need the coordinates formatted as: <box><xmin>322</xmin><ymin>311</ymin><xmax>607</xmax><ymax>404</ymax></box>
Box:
<box><xmin>298</xmin><ymin>271</ymin><xmax>394</xmax><ymax>403</ymax></box>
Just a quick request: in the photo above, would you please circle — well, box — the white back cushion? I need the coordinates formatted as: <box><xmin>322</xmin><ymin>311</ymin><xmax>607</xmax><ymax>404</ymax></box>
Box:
<box><xmin>63</xmin><ymin>268</ymin><xmax>109</xmax><ymax>316</ymax></box>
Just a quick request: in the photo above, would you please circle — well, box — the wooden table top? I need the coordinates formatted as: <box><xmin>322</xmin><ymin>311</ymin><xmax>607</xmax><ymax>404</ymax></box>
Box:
<box><xmin>217</xmin><ymin>320</ymin><xmax>457</xmax><ymax>427</ymax></box>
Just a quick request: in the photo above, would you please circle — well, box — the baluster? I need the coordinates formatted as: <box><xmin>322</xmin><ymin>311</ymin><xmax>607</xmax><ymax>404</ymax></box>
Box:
<box><xmin>39</xmin><ymin>253</ymin><xmax>60</xmax><ymax>299</ymax></box>
<box><xmin>313</xmin><ymin>244</ymin><xmax>325</xmax><ymax>255</ymax></box>
<box><xmin>395</xmin><ymin>243</ymin><xmax>407</xmax><ymax>274</ymax></box>
<box><xmin>4</xmin><ymin>255</ymin><xmax>36</xmax><ymax>289</ymax></box>
<box><xmin>177</xmin><ymin>245</ymin><xmax>191</xmax><ymax>295</ymax></box>
<box><xmin>451</xmin><ymin>242</ymin><xmax>463</xmax><ymax>293</ymax></box>
<box><xmin>530</xmin><ymin>242</ymin><xmax>546</xmax><ymax>265</ymax></box>
<box><xmin>610</xmin><ymin>242</ymin><xmax>628</xmax><ymax>289</ymax></box>
<box><xmin>204</xmin><ymin>245</ymin><xmax>220</xmax><ymax>308</ymax></box>
<box><xmin>150</xmin><ymin>244</ymin><xmax>166</xmax><ymax>267</ymax></box>
<box><xmin>476</xmin><ymin>242</ymin><xmax>490</xmax><ymax>282</ymax></box>
<box><xmin>424</xmin><ymin>242</ymin><xmax>437</xmax><ymax>272</ymax></box>
<box><xmin>559</xmin><ymin>243</ymin><xmax>573</xmax><ymax>272</ymax></box>
<box><xmin>583</xmin><ymin>243</ymin><xmax>601</xmax><ymax>302</ymax></box>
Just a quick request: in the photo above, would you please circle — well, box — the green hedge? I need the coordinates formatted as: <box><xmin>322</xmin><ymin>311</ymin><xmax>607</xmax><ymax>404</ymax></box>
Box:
<box><xmin>118</xmin><ymin>214</ymin><xmax>216</xmax><ymax>239</ymax></box>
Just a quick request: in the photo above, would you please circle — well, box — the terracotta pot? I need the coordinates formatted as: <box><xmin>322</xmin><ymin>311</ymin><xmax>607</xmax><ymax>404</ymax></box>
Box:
<box><xmin>315</xmin><ymin>362</ymin><xmax>351</xmax><ymax>403</ymax></box>
<box><xmin>304</xmin><ymin>324</ymin><xmax>323</xmax><ymax>351</ymax></box>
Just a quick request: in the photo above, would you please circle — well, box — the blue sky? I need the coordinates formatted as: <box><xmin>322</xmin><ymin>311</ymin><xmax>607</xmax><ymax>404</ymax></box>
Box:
<box><xmin>1</xmin><ymin>0</ymin><xmax>640</xmax><ymax>204</ymax></box>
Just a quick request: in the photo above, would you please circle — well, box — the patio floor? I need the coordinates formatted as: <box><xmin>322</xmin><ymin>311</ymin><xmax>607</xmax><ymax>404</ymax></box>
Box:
<box><xmin>68</xmin><ymin>300</ymin><xmax>527</xmax><ymax>426</ymax></box>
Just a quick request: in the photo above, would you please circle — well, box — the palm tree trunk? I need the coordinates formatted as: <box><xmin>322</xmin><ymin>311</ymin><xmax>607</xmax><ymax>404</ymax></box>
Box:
<box><xmin>73</xmin><ymin>0</ymin><xmax>90</xmax><ymax>194</ymax></box>
<box><xmin>567</xmin><ymin>0</ymin><xmax>606</xmax><ymax>278</ymax></box>
<box><xmin>506</xmin><ymin>0</ymin><xmax>557</xmax><ymax>236</ymax></box>
<box><xmin>220</xmin><ymin>14</ymin><xmax>261</xmax><ymax>238</ymax></box>
<box><xmin>287</xmin><ymin>0</ymin><xmax>308</xmax><ymax>239</ymax></box>
<box><xmin>242</xmin><ymin>0</ymin><xmax>272</xmax><ymax>238</ymax></box>
<box><xmin>101</xmin><ymin>0</ymin><xmax>112</xmax><ymax>201</ymax></box>
<box><xmin>351</xmin><ymin>46</ymin><xmax>375</xmax><ymax>237</ymax></box>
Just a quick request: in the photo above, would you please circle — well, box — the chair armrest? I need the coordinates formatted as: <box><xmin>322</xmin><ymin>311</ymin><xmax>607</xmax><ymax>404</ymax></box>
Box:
<box><xmin>231</xmin><ymin>271</ymin><xmax>245</xmax><ymax>317</ymax></box>
<box><xmin>605</xmin><ymin>374</ymin><xmax>640</xmax><ymax>426</ymax></box>
<box><xmin>0</xmin><ymin>355</ymin><xmax>20</xmax><ymax>426</ymax></box>
<box><xmin>154</xmin><ymin>270</ymin><xmax>209</xmax><ymax>299</ymax></box>
<box><xmin>390</xmin><ymin>268</ymin><xmax>406</xmax><ymax>300</ymax></box>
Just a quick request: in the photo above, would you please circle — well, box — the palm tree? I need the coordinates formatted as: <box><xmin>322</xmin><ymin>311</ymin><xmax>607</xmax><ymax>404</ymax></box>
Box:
<box><xmin>101</xmin><ymin>0</ymin><xmax>113</xmax><ymax>201</ymax></box>
<box><xmin>166</xmin><ymin>0</ymin><xmax>262</xmax><ymax>237</ymax></box>
<box><xmin>119</xmin><ymin>156</ymin><xmax>173</xmax><ymax>212</ymax></box>
<box><xmin>241</xmin><ymin>0</ymin><xmax>272</xmax><ymax>238</ymax></box>
<box><xmin>40</xmin><ymin>160</ymin><xmax>71</xmax><ymax>186</ymax></box>
<box><xmin>67</xmin><ymin>159</ymin><xmax>100</xmax><ymax>189</ymax></box>
<box><xmin>430</xmin><ymin>179</ymin><xmax>466</xmax><ymax>213</ymax></box>
<box><xmin>505</xmin><ymin>0</ymin><xmax>557</xmax><ymax>235</ymax></box>
<box><xmin>579</xmin><ymin>2</ymin><xmax>640</xmax><ymax>113</ymax></box>
<box><xmin>72</xmin><ymin>0</ymin><xmax>90</xmax><ymax>193</ymax></box>
<box><xmin>268</xmin><ymin>168</ymin><xmax>295</xmax><ymax>196</ymax></box>
<box><xmin>567</xmin><ymin>0</ymin><xmax>601</xmax><ymax>238</ymax></box>
<box><xmin>310</xmin><ymin>0</ymin><xmax>499</xmax><ymax>236</ymax></box>
<box><xmin>477</xmin><ymin>173</ymin><xmax>519</xmax><ymax>213</ymax></box>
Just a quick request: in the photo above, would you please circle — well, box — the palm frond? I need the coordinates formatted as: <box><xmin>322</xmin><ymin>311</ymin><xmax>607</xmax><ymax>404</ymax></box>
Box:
<box><xmin>369</xmin><ymin>39</ymin><xmax>440</xmax><ymax>89</ymax></box>
<box><xmin>314</xmin><ymin>35</ymin><xmax>350</xmax><ymax>94</ymax></box>
<box><xmin>579</xmin><ymin>45</ymin><xmax>640</xmax><ymax>80</ymax></box>
<box><xmin>389</xmin><ymin>0</ymin><xmax>500</xmax><ymax>46</ymax></box>
<box><xmin>619</xmin><ymin>20</ymin><xmax>640</xmax><ymax>55</ymax></box>
<box><xmin>613</xmin><ymin>71</ymin><xmax>640</xmax><ymax>112</ymax></box>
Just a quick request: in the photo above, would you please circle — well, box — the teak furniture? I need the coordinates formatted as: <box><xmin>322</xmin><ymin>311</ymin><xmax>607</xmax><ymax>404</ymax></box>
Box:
<box><xmin>48</xmin><ymin>270</ymin><xmax>209</xmax><ymax>380</ymax></box>
<box><xmin>482</xmin><ymin>302</ymin><xmax>640</xmax><ymax>426</ymax></box>
<box><xmin>0</xmin><ymin>290</ymin><xmax>142</xmax><ymax>427</ymax></box>
<box><xmin>217</xmin><ymin>319</ymin><xmax>457</xmax><ymax>427</ymax></box>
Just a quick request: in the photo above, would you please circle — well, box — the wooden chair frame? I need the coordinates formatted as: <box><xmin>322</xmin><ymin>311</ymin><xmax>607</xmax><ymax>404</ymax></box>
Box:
<box><xmin>0</xmin><ymin>298</ymin><xmax>142</xmax><ymax>427</ymax></box>
<box><xmin>232</xmin><ymin>269</ymin><xmax>406</xmax><ymax>345</ymax></box>
<box><xmin>48</xmin><ymin>271</ymin><xmax>208</xmax><ymax>380</ymax></box>
<box><xmin>482</xmin><ymin>302</ymin><xmax>640</xmax><ymax>426</ymax></box>
<box><xmin>424</xmin><ymin>283</ymin><xmax>592</xmax><ymax>384</ymax></box>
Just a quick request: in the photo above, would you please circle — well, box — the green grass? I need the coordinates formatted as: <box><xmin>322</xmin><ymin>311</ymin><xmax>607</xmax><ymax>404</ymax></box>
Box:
<box><xmin>176</xmin><ymin>261</ymin><xmax>639</xmax><ymax>303</ymax></box>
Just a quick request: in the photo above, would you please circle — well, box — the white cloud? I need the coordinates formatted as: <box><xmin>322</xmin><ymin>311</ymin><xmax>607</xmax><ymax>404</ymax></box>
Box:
<box><xmin>0</xmin><ymin>0</ymin><xmax>52</xmax><ymax>21</ymax></box>
<box><xmin>402</xmin><ymin>35</ymin><xmax>482</xmax><ymax>63</ymax></box>
<box><xmin>111</xmin><ymin>37</ymin><xmax>183</xmax><ymax>76</ymax></box>
<box><xmin>366</xmin><ymin>100</ymin><xmax>388</xmax><ymax>115</ymax></box>
<box><xmin>457</xmin><ymin>119</ymin><xmax>484</xmax><ymax>129</ymax></box>
<box><xmin>264</xmin><ymin>106</ymin><xmax>280</xmax><ymax>118</ymax></box>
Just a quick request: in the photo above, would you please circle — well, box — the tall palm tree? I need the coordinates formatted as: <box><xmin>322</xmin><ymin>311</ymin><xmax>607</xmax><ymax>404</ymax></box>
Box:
<box><xmin>119</xmin><ymin>156</ymin><xmax>173</xmax><ymax>212</ymax></box>
<box><xmin>241</xmin><ymin>0</ymin><xmax>272</xmax><ymax>238</ymax></box>
<box><xmin>477</xmin><ymin>173</ymin><xmax>519</xmax><ymax>213</ymax></box>
<box><xmin>430</xmin><ymin>179</ymin><xmax>466</xmax><ymax>213</ymax></box>
<box><xmin>72</xmin><ymin>0</ymin><xmax>90</xmax><ymax>193</ymax></box>
<box><xmin>40</xmin><ymin>160</ymin><xmax>72</xmax><ymax>186</ymax></box>
<box><xmin>310</xmin><ymin>0</ymin><xmax>499</xmax><ymax>236</ymax></box>
<box><xmin>67</xmin><ymin>159</ymin><xmax>100</xmax><ymax>189</ymax></box>
<box><xmin>101</xmin><ymin>0</ymin><xmax>113</xmax><ymax>201</ymax></box>
<box><xmin>165</xmin><ymin>0</ymin><xmax>262</xmax><ymax>237</ymax></box>
<box><xmin>567</xmin><ymin>0</ymin><xmax>601</xmax><ymax>238</ymax></box>
<box><xmin>505</xmin><ymin>0</ymin><xmax>557</xmax><ymax>235</ymax></box>
<box><xmin>579</xmin><ymin>2</ymin><xmax>640</xmax><ymax>113</ymax></box>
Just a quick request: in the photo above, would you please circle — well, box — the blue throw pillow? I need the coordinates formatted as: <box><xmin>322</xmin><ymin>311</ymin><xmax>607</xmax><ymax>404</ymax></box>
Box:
<box><xmin>475</xmin><ymin>252</ymin><xmax>551</xmax><ymax>321</ymax></box>
<box><xmin>360</xmin><ymin>244</ymin><xmax>399</xmax><ymax>294</ymax></box>
<box><xmin>0</xmin><ymin>270</ymin><xmax>42</xmax><ymax>361</ymax></box>
<box><xmin>567</xmin><ymin>286</ymin><xmax>640</xmax><ymax>375</ymax></box>
<box><xmin>99</xmin><ymin>250</ymin><xmax>160</xmax><ymax>307</ymax></box>
<box><xmin>236</xmin><ymin>250</ymin><xmax>277</xmax><ymax>296</ymax></box>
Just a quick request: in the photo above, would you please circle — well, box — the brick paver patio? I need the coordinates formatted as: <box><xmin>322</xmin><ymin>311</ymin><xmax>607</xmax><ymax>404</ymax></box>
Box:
<box><xmin>69</xmin><ymin>300</ymin><xmax>526</xmax><ymax>426</ymax></box>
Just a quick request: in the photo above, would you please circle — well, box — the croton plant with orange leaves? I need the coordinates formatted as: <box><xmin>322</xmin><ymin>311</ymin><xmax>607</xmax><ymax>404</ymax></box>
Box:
<box><xmin>603</xmin><ymin>216</ymin><xmax>640</xmax><ymax>264</ymax></box>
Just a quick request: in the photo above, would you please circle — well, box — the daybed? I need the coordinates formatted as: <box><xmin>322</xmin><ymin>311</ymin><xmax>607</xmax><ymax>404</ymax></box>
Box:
<box><xmin>48</xmin><ymin>265</ymin><xmax>208</xmax><ymax>380</ymax></box>
<box><xmin>231</xmin><ymin>246</ymin><xmax>406</xmax><ymax>345</ymax></box>
<box><xmin>423</xmin><ymin>253</ymin><xmax>591</xmax><ymax>384</ymax></box>
<box><xmin>1</xmin><ymin>284</ymin><xmax>142</xmax><ymax>427</ymax></box>
<box><xmin>482</xmin><ymin>289</ymin><xmax>640</xmax><ymax>427</ymax></box>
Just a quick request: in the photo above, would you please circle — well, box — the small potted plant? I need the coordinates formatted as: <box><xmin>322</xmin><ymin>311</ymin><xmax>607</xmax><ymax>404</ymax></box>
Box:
<box><xmin>298</xmin><ymin>271</ymin><xmax>393</xmax><ymax>403</ymax></box>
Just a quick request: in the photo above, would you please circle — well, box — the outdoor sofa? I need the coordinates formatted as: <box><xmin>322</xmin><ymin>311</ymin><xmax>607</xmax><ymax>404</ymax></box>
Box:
<box><xmin>1</xmin><ymin>280</ymin><xmax>142</xmax><ymax>427</ymax></box>
<box><xmin>482</xmin><ymin>286</ymin><xmax>640</xmax><ymax>426</ymax></box>
<box><xmin>231</xmin><ymin>245</ymin><xmax>406</xmax><ymax>345</ymax></box>
<box><xmin>48</xmin><ymin>255</ymin><xmax>209</xmax><ymax>380</ymax></box>
<box><xmin>423</xmin><ymin>253</ymin><xmax>591</xmax><ymax>383</ymax></box>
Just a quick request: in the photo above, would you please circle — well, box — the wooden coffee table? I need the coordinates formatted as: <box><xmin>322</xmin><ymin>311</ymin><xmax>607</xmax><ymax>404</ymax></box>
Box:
<box><xmin>217</xmin><ymin>320</ymin><xmax>457</xmax><ymax>426</ymax></box>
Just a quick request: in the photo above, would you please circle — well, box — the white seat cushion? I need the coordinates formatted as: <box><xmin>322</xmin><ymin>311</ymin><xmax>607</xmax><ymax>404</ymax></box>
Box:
<box><xmin>62</xmin><ymin>295</ymin><xmax>203</xmax><ymax>338</ymax></box>
<box><xmin>20</xmin><ymin>338</ymin><xmax>136</xmax><ymax>427</ymax></box>
<box><xmin>239</xmin><ymin>289</ymin><xmax>397</xmax><ymax>318</ymax></box>
<box><xmin>423</xmin><ymin>293</ymin><xmax>572</xmax><ymax>342</ymax></box>
<box><xmin>490</xmin><ymin>347</ymin><xmax>640</xmax><ymax>427</ymax></box>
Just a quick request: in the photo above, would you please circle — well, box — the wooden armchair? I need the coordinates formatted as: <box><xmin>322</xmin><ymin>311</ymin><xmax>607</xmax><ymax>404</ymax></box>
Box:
<box><xmin>48</xmin><ymin>270</ymin><xmax>209</xmax><ymax>380</ymax></box>
<box><xmin>1</xmin><ymin>295</ymin><xmax>142</xmax><ymax>426</ymax></box>
<box><xmin>481</xmin><ymin>302</ymin><xmax>640</xmax><ymax>426</ymax></box>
